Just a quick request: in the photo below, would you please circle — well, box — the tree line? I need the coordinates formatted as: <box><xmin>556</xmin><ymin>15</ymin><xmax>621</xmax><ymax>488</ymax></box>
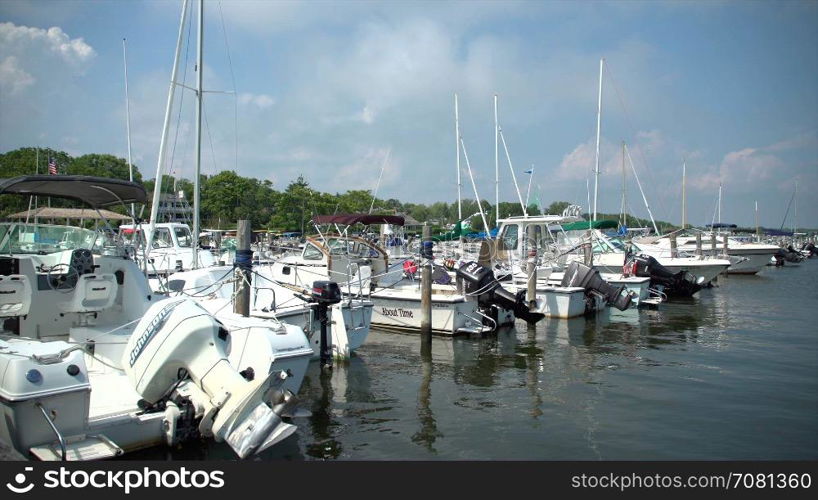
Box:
<box><xmin>0</xmin><ymin>147</ymin><xmax>677</xmax><ymax>233</ymax></box>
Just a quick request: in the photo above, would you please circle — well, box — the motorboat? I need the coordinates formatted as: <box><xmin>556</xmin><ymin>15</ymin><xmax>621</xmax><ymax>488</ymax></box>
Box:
<box><xmin>638</xmin><ymin>233</ymin><xmax>778</xmax><ymax>275</ymax></box>
<box><xmin>0</xmin><ymin>176</ymin><xmax>312</xmax><ymax>460</ymax></box>
<box><xmin>492</xmin><ymin>214</ymin><xmax>637</xmax><ymax>316</ymax></box>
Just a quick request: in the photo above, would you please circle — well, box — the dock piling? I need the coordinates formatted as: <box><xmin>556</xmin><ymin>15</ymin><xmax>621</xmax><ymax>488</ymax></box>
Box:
<box><xmin>234</xmin><ymin>219</ymin><xmax>251</xmax><ymax>317</ymax></box>
<box><xmin>420</xmin><ymin>223</ymin><xmax>432</xmax><ymax>345</ymax></box>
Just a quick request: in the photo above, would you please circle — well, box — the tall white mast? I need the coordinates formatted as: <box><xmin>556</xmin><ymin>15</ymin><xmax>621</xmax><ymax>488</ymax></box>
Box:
<box><xmin>525</xmin><ymin>165</ymin><xmax>534</xmax><ymax>208</ymax></box>
<box><xmin>794</xmin><ymin>179</ymin><xmax>798</xmax><ymax>235</ymax></box>
<box><xmin>755</xmin><ymin>200</ymin><xmax>760</xmax><ymax>242</ymax></box>
<box><xmin>681</xmin><ymin>158</ymin><xmax>686</xmax><ymax>229</ymax></box>
<box><xmin>717</xmin><ymin>182</ymin><xmax>722</xmax><ymax>229</ymax></box>
<box><xmin>148</xmin><ymin>0</ymin><xmax>190</xmax><ymax>248</ymax></box>
<box><xmin>192</xmin><ymin>0</ymin><xmax>203</xmax><ymax>269</ymax></box>
<box><xmin>455</xmin><ymin>93</ymin><xmax>462</xmax><ymax>221</ymax></box>
<box><xmin>494</xmin><ymin>94</ymin><xmax>499</xmax><ymax>227</ymax></box>
<box><xmin>593</xmin><ymin>58</ymin><xmax>604</xmax><ymax>222</ymax></box>
<box><xmin>122</xmin><ymin>38</ymin><xmax>135</xmax><ymax>220</ymax></box>
<box><xmin>369</xmin><ymin>148</ymin><xmax>390</xmax><ymax>214</ymax></box>
<box><xmin>620</xmin><ymin>141</ymin><xmax>626</xmax><ymax>227</ymax></box>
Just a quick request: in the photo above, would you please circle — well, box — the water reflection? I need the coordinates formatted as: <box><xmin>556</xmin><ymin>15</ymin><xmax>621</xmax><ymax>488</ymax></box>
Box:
<box><xmin>297</xmin><ymin>356</ymin><xmax>374</xmax><ymax>459</ymax></box>
<box><xmin>411</xmin><ymin>348</ymin><xmax>442</xmax><ymax>452</ymax></box>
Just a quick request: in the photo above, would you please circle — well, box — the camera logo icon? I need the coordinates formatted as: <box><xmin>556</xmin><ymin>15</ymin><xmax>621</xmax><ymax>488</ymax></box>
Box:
<box><xmin>5</xmin><ymin>467</ymin><xmax>34</xmax><ymax>494</ymax></box>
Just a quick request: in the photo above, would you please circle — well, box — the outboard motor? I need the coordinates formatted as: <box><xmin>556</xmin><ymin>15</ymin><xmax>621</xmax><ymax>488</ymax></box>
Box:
<box><xmin>628</xmin><ymin>254</ymin><xmax>704</xmax><ymax>297</ymax></box>
<box><xmin>124</xmin><ymin>298</ymin><xmax>297</xmax><ymax>458</ymax></box>
<box><xmin>560</xmin><ymin>261</ymin><xmax>633</xmax><ymax>311</ymax></box>
<box><xmin>456</xmin><ymin>261</ymin><xmax>545</xmax><ymax>325</ymax></box>
<box><xmin>311</xmin><ymin>281</ymin><xmax>342</xmax><ymax>368</ymax></box>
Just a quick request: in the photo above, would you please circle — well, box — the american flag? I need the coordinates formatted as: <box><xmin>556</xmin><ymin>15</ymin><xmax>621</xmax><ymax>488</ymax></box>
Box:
<box><xmin>48</xmin><ymin>158</ymin><xmax>57</xmax><ymax>175</ymax></box>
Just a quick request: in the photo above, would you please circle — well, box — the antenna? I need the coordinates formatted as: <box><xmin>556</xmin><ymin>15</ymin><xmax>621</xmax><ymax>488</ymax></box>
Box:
<box><xmin>122</xmin><ymin>38</ymin><xmax>135</xmax><ymax>221</ymax></box>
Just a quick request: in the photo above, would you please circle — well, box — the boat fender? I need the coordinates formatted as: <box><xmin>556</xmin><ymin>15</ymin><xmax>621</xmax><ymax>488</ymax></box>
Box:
<box><xmin>403</xmin><ymin>259</ymin><xmax>418</xmax><ymax>277</ymax></box>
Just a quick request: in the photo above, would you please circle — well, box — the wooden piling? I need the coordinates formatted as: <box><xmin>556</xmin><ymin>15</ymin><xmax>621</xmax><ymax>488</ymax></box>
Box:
<box><xmin>235</xmin><ymin>219</ymin><xmax>251</xmax><ymax>317</ymax></box>
<box><xmin>420</xmin><ymin>223</ymin><xmax>432</xmax><ymax>344</ymax></box>
<box><xmin>695</xmin><ymin>232</ymin><xmax>702</xmax><ymax>256</ymax></box>
<box><xmin>670</xmin><ymin>233</ymin><xmax>678</xmax><ymax>258</ymax></box>
<box><xmin>526</xmin><ymin>224</ymin><xmax>537</xmax><ymax>312</ymax></box>
<box><xmin>711</xmin><ymin>232</ymin><xmax>717</xmax><ymax>256</ymax></box>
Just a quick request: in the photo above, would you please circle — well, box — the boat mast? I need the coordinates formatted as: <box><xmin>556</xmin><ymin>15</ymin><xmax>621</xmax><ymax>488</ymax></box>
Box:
<box><xmin>793</xmin><ymin>179</ymin><xmax>798</xmax><ymax>236</ymax></box>
<box><xmin>192</xmin><ymin>0</ymin><xmax>203</xmax><ymax>269</ymax></box>
<box><xmin>593</xmin><ymin>58</ymin><xmax>604</xmax><ymax>222</ymax></box>
<box><xmin>148</xmin><ymin>0</ymin><xmax>189</xmax><ymax>249</ymax></box>
<box><xmin>369</xmin><ymin>148</ymin><xmax>390</xmax><ymax>214</ymax></box>
<box><xmin>717</xmin><ymin>182</ymin><xmax>722</xmax><ymax>234</ymax></box>
<box><xmin>494</xmin><ymin>94</ymin><xmax>499</xmax><ymax>228</ymax></box>
<box><xmin>455</xmin><ymin>93</ymin><xmax>462</xmax><ymax>221</ymax></box>
<box><xmin>620</xmin><ymin>141</ymin><xmax>626</xmax><ymax>227</ymax></box>
<box><xmin>755</xmin><ymin>200</ymin><xmax>760</xmax><ymax>242</ymax></box>
<box><xmin>525</xmin><ymin>165</ymin><xmax>534</xmax><ymax>208</ymax></box>
<box><xmin>122</xmin><ymin>38</ymin><xmax>135</xmax><ymax>221</ymax></box>
<box><xmin>681</xmin><ymin>158</ymin><xmax>686</xmax><ymax>229</ymax></box>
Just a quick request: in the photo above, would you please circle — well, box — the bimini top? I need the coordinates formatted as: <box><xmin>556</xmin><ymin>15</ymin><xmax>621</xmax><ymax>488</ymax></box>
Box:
<box><xmin>706</xmin><ymin>223</ymin><xmax>738</xmax><ymax>229</ymax></box>
<box><xmin>0</xmin><ymin>175</ymin><xmax>147</xmax><ymax>208</ymax></box>
<box><xmin>313</xmin><ymin>214</ymin><xmax>405</xmax><ymax>226</ymax></box>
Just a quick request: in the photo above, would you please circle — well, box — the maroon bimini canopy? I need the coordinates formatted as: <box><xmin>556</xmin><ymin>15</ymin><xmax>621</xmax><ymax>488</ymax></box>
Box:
<box><xmin>312</xmin><ymin>214</ymin><xmax>405</xmax><ymax>226</ymax></box>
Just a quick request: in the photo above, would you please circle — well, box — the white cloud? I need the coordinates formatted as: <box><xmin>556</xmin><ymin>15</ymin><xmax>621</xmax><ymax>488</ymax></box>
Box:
<box><xmin>0</xmin><ymin>22</ymin><xmax>96</xmax><ymax>68</ymax></box>
<box><xmin>238</xmin><ymin>92</ymin><xmax>275</xmax><ymax>109</ymax></box>
<box><xmin>0</xmin><ymin>56</ymin><xmax>34</xmax><ymax>94</ymax></box>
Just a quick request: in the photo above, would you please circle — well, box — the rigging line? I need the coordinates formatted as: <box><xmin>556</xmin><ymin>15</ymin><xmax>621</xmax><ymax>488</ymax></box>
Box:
<box><xmin>167</xmin><ymin>2</ymin><xmax>194</xmax><ymax>192</ymax></box>
<box><xmin>217</xmin><ymin>1</ymin><xmax>239</xmax><ymax>173</ymax></box>
<box><xmin>603</xmin><ymin>62</ymin><xmax>671</xmax><ymax>223</ymax></box>
<box><xmin>202</xmin><ymin>102</ymin><xmax>219</xmax><ymax>176</ymax></box>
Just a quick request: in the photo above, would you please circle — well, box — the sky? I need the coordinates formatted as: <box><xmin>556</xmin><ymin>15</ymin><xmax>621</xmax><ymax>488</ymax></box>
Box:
<box><xmin>1</xmin><ymin>0</ymin><xmax>816</xmax><ymax>229</ymax></box>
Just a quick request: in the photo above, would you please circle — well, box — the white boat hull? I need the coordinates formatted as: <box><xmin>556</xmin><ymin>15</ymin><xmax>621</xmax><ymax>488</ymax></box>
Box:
<box><xmin>369</xmin><ymin>288</ymin><xmax>488</xmax><ymax>335</ymax></box>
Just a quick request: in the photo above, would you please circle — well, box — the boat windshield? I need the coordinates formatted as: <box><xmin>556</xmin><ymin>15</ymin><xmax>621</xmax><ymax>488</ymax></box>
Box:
<box><xmin>0</xmin><ymin>223</ymin><xmax>101</xmax><ymax>255</ymax></box>
<box><xmin>325</xmin><ymin>237</ymin><xmax>380</xmax><ymax>258</ymax></box>
<box><xmin>606</xmin><ymin>237</ymin><xmax>628</xmax><ymax>251</ymax></box>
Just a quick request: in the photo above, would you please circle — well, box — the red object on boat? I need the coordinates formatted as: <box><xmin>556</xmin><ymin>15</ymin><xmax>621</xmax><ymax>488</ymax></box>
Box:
<box><xmin>403</xmin><ymin>259</ymin><xmax>418</xmax><ymax>275</ymax></box>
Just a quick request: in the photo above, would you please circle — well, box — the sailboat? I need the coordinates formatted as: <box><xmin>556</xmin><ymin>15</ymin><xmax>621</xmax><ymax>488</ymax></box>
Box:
<box><xmin>148</xmin><ymin>0</ymin><xmax>373</xmax><ymax>361</ymax></box>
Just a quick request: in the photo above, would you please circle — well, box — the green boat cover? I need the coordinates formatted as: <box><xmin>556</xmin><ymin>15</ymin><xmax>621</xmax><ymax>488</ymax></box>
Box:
<box><xmin>560</xmin><ymin>219</ymin><xmax>619</xmax><ymax>231</ymax></box>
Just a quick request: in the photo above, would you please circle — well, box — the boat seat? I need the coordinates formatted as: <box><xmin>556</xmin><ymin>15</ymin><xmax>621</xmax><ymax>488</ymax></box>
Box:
<box><xmin>0</xmin><ymin>274</ymin><xmax>32</xmax><ymax>317</ymax></box>
<box><xmin>59</xmin><ymin>274</ymin><xmax>118</xmax><ymax>313</ymax></box>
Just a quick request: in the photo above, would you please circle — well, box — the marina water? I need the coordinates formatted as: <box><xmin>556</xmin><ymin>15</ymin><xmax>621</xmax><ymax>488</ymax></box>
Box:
<box><xmin>133</xmin><ymin>262</ymin><xmax>818</xmax><ymax>460</ymax></box>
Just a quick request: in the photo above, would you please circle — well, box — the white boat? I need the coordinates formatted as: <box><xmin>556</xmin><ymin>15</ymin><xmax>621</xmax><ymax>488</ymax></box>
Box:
<box><xmin>162</xmin><ymin>264</ymin><xmax>373</xmax><ymax>360</ymax></box>
<box><xmin>266</xmin><ymin>214</ymin><xmax>492</xmax><ymax>335</ymax></box>
<box><xmin>0</xmin><ymin>175</ymin><xmax>312</xmax><ymax>460</ymax></box>
<box><xmin>492</xmin><ymin>214</ymin><xmax>637</xmax><ymax>316</ymax></box>
<box><xmin>641</xmin><ymin>234</ymin><xmax>777</xmax><ymax>275</ymax></box>
<box><xmin>120</xmin><ymin>221</ymin><xmax>216</xmax><ymax>276</ymax></box>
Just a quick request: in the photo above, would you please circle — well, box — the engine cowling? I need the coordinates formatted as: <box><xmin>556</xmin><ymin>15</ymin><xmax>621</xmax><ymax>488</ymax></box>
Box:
<box><xmin>123</xmin><ymin>298</ymin><xmax>297</xmax><ymax>458</ymax></box>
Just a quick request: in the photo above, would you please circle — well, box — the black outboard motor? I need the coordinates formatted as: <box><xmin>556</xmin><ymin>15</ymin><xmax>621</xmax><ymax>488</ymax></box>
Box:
<box><xmin>772</xmin><ymin>248</ymin><xmax>786</xmax><ymax>266</ymax></box>
<box><xmin>456</xmin><ymin>261</ymin><xmax>545</xmax><ymax>325</ymax></box>
<box><xmin>628</xmin><ymin>254</ymin><xmax>704</xmax><ymax>297</ymax></box>
<box><xmin>560</xmin><ymin>261</ymin><xmax>633</xmax><ymax>311</ymax></box>
<box><xmin>312</xmin><ymin>281</ymin><xmax>342</xmax><ymax>368</ymax></box>
<box><xmin>783</xmin><ymin>245</ymin><xmax>804</xmax><ymax>263</ymax></box>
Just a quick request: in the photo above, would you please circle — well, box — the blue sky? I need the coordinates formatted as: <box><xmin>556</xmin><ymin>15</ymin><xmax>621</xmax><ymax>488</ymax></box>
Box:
<box><xmin>1</xmin><ymin>0</ymin><xmax>816</xmax><ymax>228</ymax></box>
